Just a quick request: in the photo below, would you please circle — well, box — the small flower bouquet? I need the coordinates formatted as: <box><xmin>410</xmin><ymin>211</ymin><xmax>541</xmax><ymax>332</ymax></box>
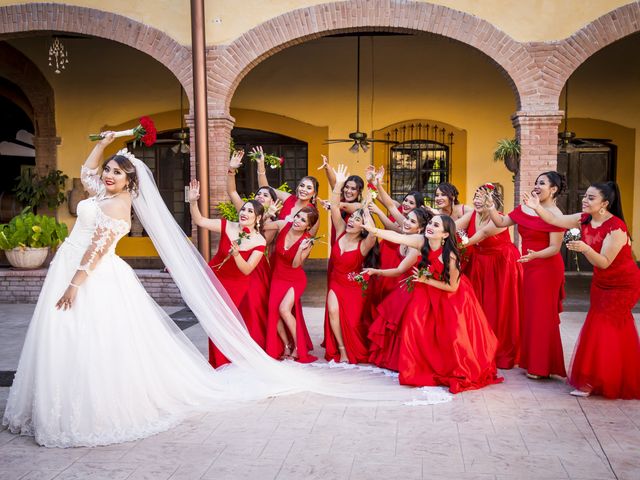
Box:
<box><xmin>564</xmin><ymin>227</ymin><xmax>582</xmax><ymax>271</ymax></box>
<box><xmin>367</xmin><ymin>182</ymin><xmax>378</xmax><ymax>200</ymax></box>
<box><xmin>90</xmin><ymin>116</ymin><xmax>157</xmax><ymax>147</ymax></box>
<box><xmin>401</xmin><ymin>267</ymin><xmax>435</xmax><ymax>293</ymax></box>
<box><xmin>248</xmin><ymin>151</ymin><xmax>284</xmax><ymax>169</ymax></box>
<box><xmin>456</xmin><ymin>229</ymin><xmax>471</xmax><ymax>269</ymax></box>
<box><xmin>347</xmin><ymin>271</ymin><xmax>371</xmax><ymax>296</ymax></box>
<box><xmin>213</xmin><ymin>227</ymin><xmax>251</xmax><ymax>270</ymax></box>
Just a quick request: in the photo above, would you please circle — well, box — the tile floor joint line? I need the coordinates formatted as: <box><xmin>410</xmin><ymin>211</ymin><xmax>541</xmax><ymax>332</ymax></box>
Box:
<box><xmin>577</xmin><ymin>398</ymin><xmax>619</xmax><ymax>480</ymax></box>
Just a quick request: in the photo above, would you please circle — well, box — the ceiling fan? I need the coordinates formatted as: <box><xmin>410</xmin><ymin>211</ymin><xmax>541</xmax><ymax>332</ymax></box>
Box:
<box><xmin>325</xmin><ymin>36</ymin><xmax>397</xmax><ymax>153</ymax></box>
<box><xmin>171</xmin><ymin>86</ymin><xmax>190</xmax><ymax>154</ymax></box>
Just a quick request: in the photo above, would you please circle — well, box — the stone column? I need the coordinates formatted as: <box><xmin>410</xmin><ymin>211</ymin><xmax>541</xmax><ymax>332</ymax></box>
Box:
<box><xmin>511</xmin><ymin>110</ymin><xmax>563</xmax><ymax>207</ymax></box>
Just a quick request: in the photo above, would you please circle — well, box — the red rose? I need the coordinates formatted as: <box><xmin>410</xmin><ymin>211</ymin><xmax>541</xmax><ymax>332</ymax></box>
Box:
<box><xmin>142</xmin><ymin>129</ymin><xmax>157</xmax><ymax>147</ymax></box>
<box><xmin>279</xmin><ymin>157</ymin><xmax>285</xmax><ymax>165</ymax></box>
<box><xmin>484</xmin><ymin>183</ymin><xmax>495</xmax><ymax>191</ymax></box>
<box><xmin>362</xmin><ymin>272</ymin><xmax>370</xmax><ymax>281</ymax></box>
<box><xmin>139</xmin><ymin>116</ymin><xmax>153</xmax><ymax>130</ymax></box>
<box><xmin>367</xmin><ymin>183</ymin><xmax>377</xmax><ymax>191</ymax></box>
<box><xmin>242</xmin><ymin>227</ymin><xmax>251</xmax><ymax>234</ymax></box>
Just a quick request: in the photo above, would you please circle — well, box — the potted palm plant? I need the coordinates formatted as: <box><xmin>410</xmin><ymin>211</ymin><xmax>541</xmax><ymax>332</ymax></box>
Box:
<box><xmin>0</xmin><ymin>208</ymin><xmax>68</xmax><ymax>269</ymax></box>
<box><xmin>493</xmin><ymin>138</ymin><xmax>520</xmax><ymax>174</ymax></box>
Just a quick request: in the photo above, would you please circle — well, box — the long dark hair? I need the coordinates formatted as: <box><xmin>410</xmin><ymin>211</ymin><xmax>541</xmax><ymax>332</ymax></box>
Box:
<box><xmin>102</xmin><ymin>154</ymin><xmax>138</xmax><ymax>193</ymax></box>
<box><xmin>582</xmin><ymin>181</ymin><xmax>625</xmax><ymax>224</ymax></box>
<box><xmin>537</xmin><ymin>171</ymin><xmax>567</xmax><ymax>199</ymax></box>
<box><xmin>403</xmin><ymin>191</ymin><xmax>425</xmax><ymax>210</ymax></box>
<box><xmin>436</xmin><ymin>182</ymin><xmax>460</xmax><ymax>206</ymax></box>
<box><xmin>418</xmin><ymin>214</ymin><xmax>460</xmax><ymax>285</ymax></box>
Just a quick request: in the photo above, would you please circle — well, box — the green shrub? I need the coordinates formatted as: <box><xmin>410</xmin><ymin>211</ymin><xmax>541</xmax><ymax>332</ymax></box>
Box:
<box><xmin>0</xmin><ymin>208</ymin><xmax>69</xmax><ymax>250</ymax></box>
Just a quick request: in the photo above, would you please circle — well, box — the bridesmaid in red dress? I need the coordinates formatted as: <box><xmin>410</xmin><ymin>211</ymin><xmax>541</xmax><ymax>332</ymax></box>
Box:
<box><xmin>188</xmin><ymin>181</ymin><xmax>267</xmax><ymax>367</ymax></box>
<box><xmin>253</xmin><ymin>147</ymin><xmax>320</xmax><ymax>235</ymax></box>
<box><xmin>324</xmin><ymin>165</ymin><xmax>378</xmax><ymax>364</ymax></box>
<box><xmin>371</xmin><ymin>167</ymin><xmax>424</xmax><ymax>226</ymax></box>
<box><xmin>363</xmin><ymin>208</ymin><xmax>431</xmax><ymax>371</ymax></box>
<box><xmin>318</xmin><ymin>155</ymin><xmax>364</xmax><ymax>245</ymax></box>
<box><xmin>367</xmin><ymin>215</ymin><xmax>502</xmax><ymax>393</ymax></box>
<box><xmin>431</xmin><ymin>182</ymin><xmax>472</xmax><ymax>221</ymax></box>
<box><xmin>262</xmin><ymin>207</ymin><xmax>319</xmax><ymax>362</ymax></box>
<box><xmin>456</xmin><ymin>184</ymin><xmax>523</xmax><ymax>369</ymax></box>
<box><xmin>524</xmin><ymin>182</ymin><xmax>640</xmax><ymax>398</ymax></box>
<box><xmin>487</xmin><ymin>171</ymin><xmax>567</xmax><ymax>379</ymax></box>
<box><xmin>225</xmin><ymin>150</ymin><xmax>280</xmax><ymax>349</ymax></box>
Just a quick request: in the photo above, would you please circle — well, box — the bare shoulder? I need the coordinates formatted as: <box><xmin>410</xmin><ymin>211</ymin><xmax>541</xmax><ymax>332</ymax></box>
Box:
<box><xmin>100</xmin><ymin>195</ymin><xmax>132</xmax><ymax>222</ymax></box>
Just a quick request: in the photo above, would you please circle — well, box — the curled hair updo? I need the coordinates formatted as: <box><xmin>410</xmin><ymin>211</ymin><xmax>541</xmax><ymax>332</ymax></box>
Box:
<box><xmin>102</xmin><ymin>154</ymin><xmax>139</xmax><ymax>193</ymax></box>
<box><xmin>537</xmin><ymin>171</ymin><xmax>567</xmax><ymax>199</ymax></box>
<box><xmin>242</xmin><ymin>199</ymin><xmax>265</xmax><ymax>231</ymax></box>
<box><xmin>437</xmin><ymin>182</ymin><xmax>460</xmax><ymax>206</ymax></box>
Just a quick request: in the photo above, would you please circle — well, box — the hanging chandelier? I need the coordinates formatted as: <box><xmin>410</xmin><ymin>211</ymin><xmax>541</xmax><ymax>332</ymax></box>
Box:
<box><xmin>48</xmin><ymin>37</ymin><xmax>69</xmax><ymax>74</ymax></box>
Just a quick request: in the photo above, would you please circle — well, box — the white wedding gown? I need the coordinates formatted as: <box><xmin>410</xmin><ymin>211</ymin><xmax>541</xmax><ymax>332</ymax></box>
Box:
<box><xmin>3</xmin><ymin>158</ymin><xmax>451</xmax><ymax>448</ymax></box>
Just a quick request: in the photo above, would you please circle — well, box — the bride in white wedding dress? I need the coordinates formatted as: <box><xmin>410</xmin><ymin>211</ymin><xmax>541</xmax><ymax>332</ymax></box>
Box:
<box><xmin>2</xmin><ymin>134</ymin><xmax>450</xmax><ymax>448</ymax></box>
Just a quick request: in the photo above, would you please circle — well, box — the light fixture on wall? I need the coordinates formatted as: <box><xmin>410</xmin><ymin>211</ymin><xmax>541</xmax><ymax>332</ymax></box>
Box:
<box><xmin>48</xmin><ymin>37</ymin><xmax>69</xmax><ymax>74</ymax></box>
<box><xmin>559</xmin><ymin>80</ymin><xmax>576</xmax><ymax>146</ymax></box>
<box><xmin>325</xmin><ymin>36</ymin><xmax>397</xmax><ymax>153</ymax></box>
<box><xmin>171</xmin><ymin>87</ymin><xmax>190</xmax><ymax>154</ymax></box>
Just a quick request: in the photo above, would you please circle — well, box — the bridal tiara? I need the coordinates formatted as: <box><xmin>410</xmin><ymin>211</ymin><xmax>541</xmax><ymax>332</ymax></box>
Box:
<box><xmin>116</xmin><ymin>148</ymin><xmax>141</xmax><ymax>166</ymax></box>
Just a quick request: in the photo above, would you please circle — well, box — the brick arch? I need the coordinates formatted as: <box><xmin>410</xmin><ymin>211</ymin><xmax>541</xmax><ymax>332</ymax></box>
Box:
<box><xmin>211</xmin><ymin>0</ymin><xmax>536</xmax><ymax>115</ymax></box>
<box><xmin>0</xmin><ymin>3</ymin><xmax>193</xmax><ymax>104</ymax></box>
<box><xmin>533</xmin><ymin>2</ymin><xmax>640</xmax><ymax>106</ymax></box>
<box><xmin>0</xmin><ymin>42</ymin><xmax>57</xmax><ymax>173</ymax></box>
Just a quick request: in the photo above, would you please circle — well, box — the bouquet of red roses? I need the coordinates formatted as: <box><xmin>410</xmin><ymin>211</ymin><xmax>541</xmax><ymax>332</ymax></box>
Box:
<box><xmin>347</xmin><ymin>271</ymin><xmax>371</xmax><ymax>296</ymax></box>
<box><xmin>90</xmin><ymin>116</ymin><xmax>157</xmax><ymax>148</ymax></box>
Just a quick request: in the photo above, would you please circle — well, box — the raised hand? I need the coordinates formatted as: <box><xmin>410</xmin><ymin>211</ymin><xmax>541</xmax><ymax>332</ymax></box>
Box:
<box><xmin>522</xmin><ymin>191</ymin><xmax>540</xmax><ymax>210</ymax></box>
<box><xmin>334</xmin><ymin>164</ymin><xmax>349</xmax><ymax>184</ymax></box>
<box><xmin>375</xmin><ymin>166</ymin><xmax>385</xmax><ymax>184</ymax></box>
<box><xmin>250</xmin><ymin>145</ymin><xmax>264</xmax><ymax>161</ymax></box>
<box><xmin>317</xmin><ymin>198</ymin><xmax>331</xmax><ymax>211</ymax></box>
<box><xmin>98</xmin><ymin>131</ymin><xmax>116</xmax><ymax>147</ymax></box>
<box><xmin>266</xmin><ymin>199</ymin><xmax>283</xmax><ymax>218</ymax></box>
<box><xmin>365</xmin><ymin>165</ymin><xmax>376</xmax><ymax>183</ymax></box>
<box><xmin>230</xmin><ymin>150</ymin><xmax>244</xmax><ymax>169</ymax></box>
<box><xmin>318</xmin><ymin>154</ymin><xmax>330</xmax><ymax>170</ymax></box>
<box><xmin>187</xmin><ymin>179</ymin><xmax>200</xmax><ymax>203</ymax></box>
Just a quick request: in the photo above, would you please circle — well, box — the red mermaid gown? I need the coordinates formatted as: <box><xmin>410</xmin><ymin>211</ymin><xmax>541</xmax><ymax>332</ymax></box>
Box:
<box><xmin>509</xmin><ymin>206</ymin><xmax>566</xmax><ymax>377</ymax></box>
<box><xmin>368</xmin><ymin>253</ymin><xmax>420</xmax><ymax>371</ymax></box>
<box><xmin>569</xmin><ymin>215</ymin><xmax>640</xmax><ymax>398</ymax></box>
<box><xmin>265</xmin><ymin>222</ymin><xmax>316</xmax><ymax>363</ymax></box>
<box><xmin>240</xmin><ymin>253</ymin><xmax>270</xmax><ymax>349</ymax></box>
<box><xmin>398</xmin><ymin>248</ymin><xmax>502</xmax><ymax>393</ymax></box>
<box><xmin>467</xmin><ymin>211</ymin><xmax>523</xmax><ymax>369</ymax></box>
<box><xmin>324</xmin><ymin>233</ymin><xmax>370</xmax><ymax>363</ymax></box>
<box><xmin>207</xmin><ymin>219</ymin><xmax>266</xmax><ymax>367</ymax></box>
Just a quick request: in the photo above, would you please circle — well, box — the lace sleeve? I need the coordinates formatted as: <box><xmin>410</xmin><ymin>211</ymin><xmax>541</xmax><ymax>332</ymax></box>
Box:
<box><xmin>78</xmin><ymin>210</ymin><xmax>129</xmax><ymax>273</ymax></box>
<box><xmin>81</xmin><ymin>165</ymin><xmax>105</xmax><ymax>197</ymax></box>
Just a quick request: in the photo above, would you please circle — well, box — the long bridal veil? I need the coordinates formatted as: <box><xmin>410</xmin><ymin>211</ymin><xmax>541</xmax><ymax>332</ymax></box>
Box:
<box><xmin>130</xmin><ymin>154</ymin><xmax>451</xmax><ymax>404</ymax></box>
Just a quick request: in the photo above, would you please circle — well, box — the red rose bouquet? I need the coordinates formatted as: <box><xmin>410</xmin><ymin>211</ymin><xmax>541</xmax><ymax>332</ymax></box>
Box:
<box><xmin>90</xmin><ymin>116</ymin><xmax>157</xmax><ymax>147</ymax></box>
<box><xmin>347</xmin><ymin>271</ymin><xmax>371</xmax><ymax>296</ymax></box>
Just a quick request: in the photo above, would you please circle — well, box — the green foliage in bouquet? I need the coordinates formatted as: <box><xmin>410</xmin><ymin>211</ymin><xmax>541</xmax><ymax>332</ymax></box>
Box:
<box><xmin>0</xmin><ymin>208</ymin><xmax>69</xmax><ymax>250</ymax></box>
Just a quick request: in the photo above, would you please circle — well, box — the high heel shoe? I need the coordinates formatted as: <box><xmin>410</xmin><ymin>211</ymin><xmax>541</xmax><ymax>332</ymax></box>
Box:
<box><xmin>281</xmin><ymin>343</ymin><xmax>293</xmax><ymax>359</ymax></box>
<box><xmin>338</xmin><ymin>345</ymin><xmax>348</xmax><ymax>363</ymax></box>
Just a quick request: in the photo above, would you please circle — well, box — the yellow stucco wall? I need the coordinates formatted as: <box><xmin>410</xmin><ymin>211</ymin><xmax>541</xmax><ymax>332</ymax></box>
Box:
<box><xmin>0</xmin><ymin>0</ymin><xmax>634</xmax><ymax>45</ymax></box>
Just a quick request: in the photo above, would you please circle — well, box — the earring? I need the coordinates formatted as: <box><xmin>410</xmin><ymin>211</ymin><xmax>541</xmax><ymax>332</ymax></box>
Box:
<box><xmin>441</xmin><ymin>238</ymin><xmax>445</xmax><ymax>247</ymax></box>
<box><xmin>599</xmin><ymin>207</ymin><xmax>606</xmax><ymax>215</ymax></box>
<box><xmin>256</xmin><ymin>219</ymin><xmax>261</xmax><ymax>229</ymax></box>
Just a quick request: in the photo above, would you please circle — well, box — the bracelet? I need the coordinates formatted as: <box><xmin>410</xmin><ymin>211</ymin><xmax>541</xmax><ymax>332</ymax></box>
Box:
<box><xmin>257</xmin><ymin>170</ymin><xmax>266</xmax><ymax>175</ymax></box>
<box><xmin>227</xmin><ymin>168</ymin><xmax>236</xmax><ymax>175</ymax></box>
<box><xmin>69</xmin><ymin>282</ymin><xmax>80</xmax><ymax>288</ymax></box>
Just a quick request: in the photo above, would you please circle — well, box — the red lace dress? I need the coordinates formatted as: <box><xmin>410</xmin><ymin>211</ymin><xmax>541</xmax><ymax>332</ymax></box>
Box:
<box><xmin>277</xmin><ymin>195</ymin><xmax>298</xmax><ymax>220</ymax></box>
<box><xmin>467</xmin><ymin>211</ymin><xmax>523</xmax><ymax>369</ymax></box>
<box><xmin>323</xmin><ymin>233</ymin><xmax>370</xmax><ymax>363</ymax></box>
<box><xmin>265</xmin><ymin>222</ymin><xmax>316</xmax><ymax>363</ymax></box>
<box><xmin>509</xmin><ymin>206</ymin><xmax>567</xmax><ymax>377</ymax></box>
<box><xmin>569</xmin><ymin>215</ymin><xmax>640</xmax><ymax>398</ymax></box>
<box><xmin>207</xmin><ymin>219</ymin><xmax>266</xmax><ymax>367</ymax></box>
<box><xmin>398</xmin><ymin>248</ymin><xmax>502</xmax><ymax>393</ymax></box>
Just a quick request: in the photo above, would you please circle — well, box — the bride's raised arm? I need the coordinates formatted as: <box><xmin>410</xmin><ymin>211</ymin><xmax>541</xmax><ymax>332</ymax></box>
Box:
<box><xmin>81</xmin><ymin>132</ymin><xmax>116</xmax><ymax>196</ymax></box>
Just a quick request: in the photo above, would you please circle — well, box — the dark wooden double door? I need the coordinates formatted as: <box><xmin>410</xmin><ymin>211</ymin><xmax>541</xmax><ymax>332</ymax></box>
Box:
<box><xmin>556</xmin><ymin>139</ymin><xmax>616</xmax><ymax>271</ymax></box>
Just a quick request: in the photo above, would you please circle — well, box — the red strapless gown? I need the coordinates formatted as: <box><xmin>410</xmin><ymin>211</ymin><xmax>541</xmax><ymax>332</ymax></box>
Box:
<box><xmin>467</xmin><ymin>211</ymin><xmax>523</xmax><ymax>369</ymax></box>
<box><xmin>324</xmin><ymin>234</ymin><xmax>370</xmax><ymax>363</ymax></box>
<box><xmin>569</xmin><ymin>215</ymin><xmax>640</xmax><ymax>398</ymax></box>
<box><xmin>398</xmin><ymin>248</ymin><xmax>502</xmax><ymax>393</ymax></box>
<box><xmin>265</xmin><ymin>222</ymin><xmax>316</xmax><ymax>363</ymax></box>
<box><xmin>207</xmin><ymin>219</ymin><xmax>266</xmax><ymax>367</ymax></box>
<box><xmin>509</xmin><ymin>206</ymin><xmax>566</xmax><ymax>377</ymax></box>
<box><xmin>368</xmin><ymin>255</ymin><xmax>420</xmax><ymax>371</ymax></box>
